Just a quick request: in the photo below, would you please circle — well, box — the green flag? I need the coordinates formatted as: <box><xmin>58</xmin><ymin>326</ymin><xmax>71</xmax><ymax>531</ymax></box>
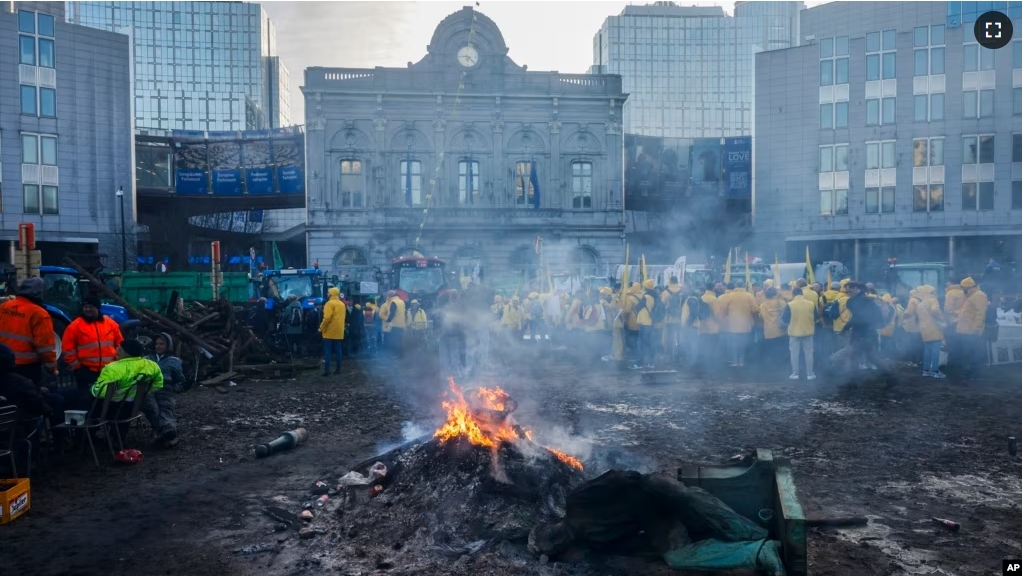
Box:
<box><xmin>272</xmin><ymin>242</ymin><xmax>284</xmax><ymax>270</ymax></box>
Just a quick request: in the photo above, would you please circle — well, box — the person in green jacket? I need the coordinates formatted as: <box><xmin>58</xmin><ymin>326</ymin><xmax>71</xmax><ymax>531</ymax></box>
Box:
<box><xmin>90</xmin><ymin>339</ymin><xmax>164</xmax><ymax>439</ymax></box>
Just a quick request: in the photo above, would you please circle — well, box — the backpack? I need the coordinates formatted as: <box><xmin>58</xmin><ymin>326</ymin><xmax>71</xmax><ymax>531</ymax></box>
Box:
<box><xmin>823</xmin><ymin>300</ymin><xmax>841</xmax><ymax>323</ymax></box>
<box><xmin>666</xmin><ymin>291</ymin><xmax>684</xmax><ymax>318</ymax></box>
<box><xmin>684</xmin><ymin>296</ymin><xmax>701</xmax><ymax>326</ymax></box>
<box><xmin>696</xmin><ymin>297</ymin><xmax>712</xmax><ymax>321</ymax></box>
<box><xmin>648</xmin><ymin>290</ymin><xmax>667</xmax><ymax>323</ymax></box>
<box><xmin>288</xmin><ymin>305</ymin><xmax>303</xmax><ymax>327</ymax></box>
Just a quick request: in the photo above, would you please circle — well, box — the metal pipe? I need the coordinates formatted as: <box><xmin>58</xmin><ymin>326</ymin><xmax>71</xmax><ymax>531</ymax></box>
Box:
<box><xmin>116</xmin><ymin>186</ymin><xmax>127</xmax><ymax>271</ymax></box>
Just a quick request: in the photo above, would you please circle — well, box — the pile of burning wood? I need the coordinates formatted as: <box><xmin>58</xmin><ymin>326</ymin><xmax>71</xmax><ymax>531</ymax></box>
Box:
<box><xmin>63</xmin><ymin>258</ymin><xmax>302</xmax><ymax>384</ymax></box>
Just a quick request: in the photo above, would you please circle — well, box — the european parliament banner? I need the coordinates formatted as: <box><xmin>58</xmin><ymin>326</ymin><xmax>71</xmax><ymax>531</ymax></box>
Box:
<box><xmin>246</xmin><ymin>168</ymin><xmax>274</xmax><ymax>195</ymax></box>
<box><xmin>723</xmin><ymin>136</ymin><xmax>752</xmax><ymax>199</ymax></box>
<box><xmin>278</xmin><ymin>166</ymin><xmax>304</xmax><ymax>194</ymax></box>
<box><xmin>176</xmin><ymin>169</ymin><xmax>208</xmax><ymax>195</ymax></box>
<box><xmin>213</xmin><ymin>169</ymin><xmax>243</xmax><ymax>195</ymax></box>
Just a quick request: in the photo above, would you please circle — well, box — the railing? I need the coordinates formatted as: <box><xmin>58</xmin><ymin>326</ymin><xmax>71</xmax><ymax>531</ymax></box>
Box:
<box><xmin>323</xmin><ymin>71</ymin><xmax>375</xmax><ymax>81</ymax></box>
<box><xmin>559</xmin><ymin>75</ymin><xmax>606</xmax><ymax>87</ymax></box>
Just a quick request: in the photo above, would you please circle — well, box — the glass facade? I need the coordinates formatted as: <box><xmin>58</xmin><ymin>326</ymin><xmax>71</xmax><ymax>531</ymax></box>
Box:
<box><xmin>592</xmin><ymin>1</ymin><xmax>803</xmax><ymax>138</ymax></box>
<box><xmin>67</xmin><ymin>1</ymin><xmax>291</xmax><ymax>131</ymax></box>
<box><xmin>947</xmin><ymin>1</ymin><xmax>1022</xmax><ymax>27</ymax></box>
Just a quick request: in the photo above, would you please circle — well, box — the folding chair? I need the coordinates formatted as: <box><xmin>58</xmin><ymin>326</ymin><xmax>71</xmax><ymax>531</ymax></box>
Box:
<box><xmin>53</xmin><ymin>383</ymin><xmax>118</xmax><ymax>469</ymax></box>
<box><xmin>0</xmin><ymin>405</ymin><xmax>20</xmax><ymax>477</ymax></box>
<box><xmin>106</xmin><ymin>375</ymin><xmax>155</xmax><ymax>452</ymax></box>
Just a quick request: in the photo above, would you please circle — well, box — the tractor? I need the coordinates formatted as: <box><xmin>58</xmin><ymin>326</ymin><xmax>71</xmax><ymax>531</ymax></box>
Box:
<box><xmin>390</xmin><ymin>256</ymin><xmax>457</xmax><ymax>314</ymax></box>
<box><xmin>259</xmin><ymin>267</ymin><xmax>326</xmax><ymax>355</ymax></box>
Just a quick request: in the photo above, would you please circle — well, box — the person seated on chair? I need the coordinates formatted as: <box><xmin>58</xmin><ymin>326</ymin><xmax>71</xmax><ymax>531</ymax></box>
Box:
<box><xmin>142</xmin><ymin>333</ymin><xmax>183</xmax><ymax>447</ymax></box>
<box><xmin>90</xmin><ymin>339</ymin><xmax>164</xmax><ymax>443</ymax></box>
<box><xmin>0</xmin><ymin>343</ymin><xmax>62</xmax><ymax>429</ymax></box>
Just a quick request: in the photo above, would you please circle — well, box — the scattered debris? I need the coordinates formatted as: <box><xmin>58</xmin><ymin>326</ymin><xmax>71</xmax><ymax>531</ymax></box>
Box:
<box><xmin>263</xmin><ymin>506</ymin><xmax>300</xmax><ymax>529</ymax></box>
<box><xmin>299</xmin><ymin>528</ymin><xmax>317</xmax><ymax>539</ymax></box>
<box><xmin>233</xmin><ymin>543</ymin><xmax>280</xmax><ymax>555</ymax></box>
<box><xmin>299</xmin><ymin>510</ymin><xmax>314</xmax><ymax>521</ymax></box>
<box><xmin>255</xmin><ymin>428</ymin><xmax>308</xmax><ymax>458</ymax></box>
<box><xmin>1010</xmin><ymin>436</ymin><xmax>1017</xmax><ymax>457</ymax></box>
<box><xmin>338</xmin><ymin>471</ymin><xmax>371</xmax><ymax>487</ymax></box>
<box><xmin>931</xmin><ymin>517</ymin><xmax>960</xmax><ymax>532</ymax></box>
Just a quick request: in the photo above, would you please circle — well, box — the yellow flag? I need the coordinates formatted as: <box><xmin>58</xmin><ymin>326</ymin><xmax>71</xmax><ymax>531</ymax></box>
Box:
<box><xmin>744</xmin><ymin>252</ymin><xmax>751</xmax><ymax>288</ymax></box>
<box><xmin>619</xmin><ymin>245</ymin><xmax>630</xmax><ymax>307</ymax></box>
<box><xmin>826</xmin><ymin>267</ymin><xmax>832</xmax><ymax>289</ymax></box>
<box><xmin>773</xmin><ymin>252</ymin><xmax>781</xmax><ymax>285</ymax></box>
<box><xmin>723</xmin><ymin>248</ymin><xmax>732</xmax><ymax>284</ymax></box>
<box><xmin>805</xmin><ymin>246</ymin><xmax>816</xmax><ymax>284</ymax></box>
<box><xmin>640</xmin><ymin>254</ymin><xmax>648</xmax><ymax>284</ymax></box>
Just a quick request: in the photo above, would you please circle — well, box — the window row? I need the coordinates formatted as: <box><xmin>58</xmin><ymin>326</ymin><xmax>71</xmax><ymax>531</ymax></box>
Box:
<box><xmin>19</xmin><ymin>10</ymin><xmax>54</xmax><ymax>36</ymax></box>
<box><xmin>333</xmin><ymin>159</ymin><xmax>594</xmax><ymax>209</ymax></box>
<box><xmin>21</xmin><ymin>134</ymin><xmax>58</xmax><ymax>166</ymax></box>
<box><xmin>21</xmin><ymin>185</ymin><xmax>59</xmax><ymax>215</ymax></box>
<box><xmin>821</xmin><ymin>136</ymin><xmax>999</xmax><ymax>172</ymax></box>
<box><xmin>820</xmin><ymin>182</ymin><xmax>1022</xmax><ymax>216</ymax></box>
<box><xmin>19</xmin><ymin>35</ymin><xmax>55</xmax><ymax>68</ymax></box>
<box><xmin>20</xmin><ymin>86</ymin><xmax>56</xmax><ymax>117</ymax></box>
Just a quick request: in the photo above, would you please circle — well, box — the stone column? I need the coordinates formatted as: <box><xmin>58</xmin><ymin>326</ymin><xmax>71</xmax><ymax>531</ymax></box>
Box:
<box><xmin>433</xmin><ymin>118</ymin><xmax>447</xmax><ymax>206</ymax></box>
<box><xmin>605</xmin><ymin>121</ymin><xmax>622</xmax><ymax>211</ymax></box>
<box><xmin>373</xmin><ymin>116</ymin><xmax>387</xmax><ymax>207</ymax></box>
<box><xmin>491</xmin><ymin>115</ymin><xmax>505</xmax><ymax>206</ymax></box>
<box><xmin>853</xmin><ymin>238</ymin><xmax>860</xmax><ymax>280</ymax></box>
<box><xmin>948</xmin><ymin>235</ymin><xmax>956</xmax><ymax>271</ymax></box>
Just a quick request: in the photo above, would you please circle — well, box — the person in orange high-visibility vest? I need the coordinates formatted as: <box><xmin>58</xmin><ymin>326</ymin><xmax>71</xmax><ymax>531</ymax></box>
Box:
<box><xmin>0</xmin><ymin>277</ymin><xmax>58</xmax><ymax>384</ymax></box>
<box><xmin>62</xmin><ymin>295</ymin><xmax>124</xmax><ymax>400</ymax></box>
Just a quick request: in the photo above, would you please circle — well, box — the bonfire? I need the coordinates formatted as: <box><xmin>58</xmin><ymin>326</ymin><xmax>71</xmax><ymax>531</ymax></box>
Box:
<box><xmin>433</xmin><ymin>377</ymin><xmax>584</xmax><ymax>472</ymax></box>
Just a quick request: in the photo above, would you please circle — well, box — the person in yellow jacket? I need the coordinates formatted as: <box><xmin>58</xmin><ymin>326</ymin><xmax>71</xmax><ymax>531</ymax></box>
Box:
<box><xmin>565</xmin><ymin>293</ymin><xmax>584</xmax><ymax>332</ymax></box>
<box><xmin>660</xmin><ymin>277</ymin><xmax>685</xmax><ymax>362</ymax></box>
<box><xmin>628</xmin><ymin>281</ymin><xmax>657</xmax><ymax>368</ymax></box>
<box><xmin>831</xmin><ymin>280</ymin><xmax>852</xmax><ymax>350</ymax></box>
<box><xmin>914</xmin><ymin>285</ymin><xmax>945</xmax><ymax>378</ymax></box>
<box><xmin>605</xmin><ymin>287</ymin><xmax>626</xmax><ymax>362</ymax></box>
<box><xmin>758</xmin><ymin>287</ymin><xmax>787</xmax><ymax>370</ymax></box>
<box><xmin>796</xmin><ymin>279</ymin><xmax>819</xmax><ymax>310</ymax></box>
<box><xmin>502</xmin><ymin>296</ymin><xmax>523</xmax><ymax>337</ymax></box>
<box><xmin>695</xmin><ymin>283</ymin><xmax>721</xmax><ymax>368</ymax></box>
<box><xmin>877</xmin><ymin>294</ymin><xmax>900</xmax><ymax>358</ymax></box>
<box><xmin>954</xmin><ymin>277</ymin><xmax>988</xmax><ymax>380</ymax></box>
<box><xmin>719</xmin><ymin>280</ymin><xmax>758</xmax><ymax>367</ymax></box>
<box><xmin>382</xmin><ymin>291</ymin><xmax>406</xmax><ymax>354</ymax></box>
<box><xmin>783</xmin><ymin>287</ymin><xmax>818</xmax><ymax>380</ymax></box>
<box><xmin>318</xmin><ymin>287</ymin><xmax>347</xmax><ymax>376</ymax></box>
<box><xmin>901</xmin><ymin>288</ymin><xmax>922</xmax><ymax>366</ymax></box>
<box><xmin>943</xmin><ymin>278</ymin><xmax>966</xmax><ymax>368</ymax></box>
<box><xmin>406</xmin><ymin>300</ymin><xmax>428</xmax><ymax>331</ymax></box>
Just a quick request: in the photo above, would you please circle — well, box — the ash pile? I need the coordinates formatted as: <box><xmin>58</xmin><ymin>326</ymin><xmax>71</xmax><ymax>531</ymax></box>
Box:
<box><xmin>275</xmin><ymin>380</ymin><xmax>587</xmax><ymax>574</ymax></box>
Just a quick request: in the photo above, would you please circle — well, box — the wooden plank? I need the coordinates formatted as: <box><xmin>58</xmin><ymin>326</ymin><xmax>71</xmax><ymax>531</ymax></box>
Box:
<box><xmin>200</xmin><ymin>371</ymin><xmax>238</xmax><ymax>386</ymax></box>
<box><xmin>187</xmin><ymin>312</ymin><xmax>220</xmax><ymax>330</ymax></box>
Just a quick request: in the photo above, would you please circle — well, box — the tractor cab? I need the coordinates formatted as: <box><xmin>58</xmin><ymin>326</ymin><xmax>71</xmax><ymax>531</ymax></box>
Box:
<box><xmin>261</xmin><ymin>268</ymin><xmax>325</xmax><ymax>310</ymax></box>
<box><xmin>391</xmin><ymin>256</ymin><xmax>455</xmax><ymax>311</ymax></box>
<box><xmin>883</xmin><ymin>260</ymin><xmax>950</xmax><ymax>305</ymax></box>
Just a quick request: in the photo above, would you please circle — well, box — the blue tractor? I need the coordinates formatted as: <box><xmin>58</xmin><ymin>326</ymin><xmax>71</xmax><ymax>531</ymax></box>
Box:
<box><xmin>2</xmin><ymin>265</ymin><xmax>142</xmax><ymax>361</ymax></box>
<box><xmin>259</xmin><ymin>268</ymin><xmax>325</xmax><ymax>355</ymax></box>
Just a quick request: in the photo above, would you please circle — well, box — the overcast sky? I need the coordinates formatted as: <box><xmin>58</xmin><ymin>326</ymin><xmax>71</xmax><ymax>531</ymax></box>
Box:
<box><xmin>260</xmin><ymin>1</ymin><xmax>818</xmax><ymax>124</ymax></box>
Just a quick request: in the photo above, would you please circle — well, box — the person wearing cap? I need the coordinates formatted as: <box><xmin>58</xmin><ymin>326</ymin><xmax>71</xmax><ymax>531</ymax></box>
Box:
<box><xmin>318</xmin><ymin>286</ymin><xmax>347</xmax><ymax>376</ymax></box>
<box><xmin>90</xmin><ymin>339</ymin><xmax>164</xmax><ymax>439</ymax></box>
<box><xmin>954</xmin><ymin>277</ymin><xmax>988</xmax><ymax>380</ymax></box>
<box><xmin>143</xmin><ymin>333</ymin><xmax>183</xmax><ymax>445</ymax></box>
<box><xmin>406</xmin><ymin>299</ymin><xmax>428</xmax><ymax>331</ymax></box>
<box><xmin>0</xmin><ymin>277</ymin><xmax>58</xmax><ymax>384</ymax></box>
<box><xmin>660</xmin><ymin>277</ymin><xmax>685</xmax><ymax>363</ymax></box>
<box><xmin>382</xmin><ymin>291</ymin><xmax>406</xmax><ymax>354</ymax></box>
<box><xmin>719</xmin><ymin>279</ymin><xmax>759</xmax><ymax>368</ymax></box>
<box><xmin>62</xmin><ymin>295</ymin><xmax>124</xmax><ymax>404</ymax></box>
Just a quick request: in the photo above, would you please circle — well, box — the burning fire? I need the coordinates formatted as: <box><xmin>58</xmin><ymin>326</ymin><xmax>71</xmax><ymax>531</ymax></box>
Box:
<box><xmin>433</xmin><ymin>377</ymin><xmax>584</xmax><ymax>471</ymax></box>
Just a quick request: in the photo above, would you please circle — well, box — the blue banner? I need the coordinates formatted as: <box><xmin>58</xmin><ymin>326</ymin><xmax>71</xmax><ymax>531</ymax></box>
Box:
<box><xmin>278</xmin><ymin>166</ymin><xmax>304</xmax><ymax>194</ymax></box>
<box><xmin>207</xmin><ymin>131</ymin><xmax>239</xmax><ymax>141</ymax></box>
<box><xmin>723</xmin><ymin>137</ymin><xmax>752</xmax><ymax>199</ymax></box>
<box><xmin>242</xmin><ymin>130</ymin><xmax>271</xmax><ymax>140</ymax></box>
<box><xmin>690</xmin><ymin>139</ymin><xmax>721</xmax><ymax>185</ymax></box>
<box><xmin>213</xmin><ymin>169</ymin><xmax>243</xmax><ymax>195</ymax></box>
<box><xmin>246</xmin><ymin>168</ymin><xmax>274</xmax><ymax>195</ymax></box>
<box><xmin>175</xmin><ymin>169</ymin><xmax>209</xmax><ymax>195</ymax></box>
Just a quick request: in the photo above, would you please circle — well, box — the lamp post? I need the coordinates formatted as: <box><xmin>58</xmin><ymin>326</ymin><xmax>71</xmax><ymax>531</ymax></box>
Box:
<box><xmin>116</xmin><ymin>186</ymin><xmax>127</xmax><ymax>272</ymax></box>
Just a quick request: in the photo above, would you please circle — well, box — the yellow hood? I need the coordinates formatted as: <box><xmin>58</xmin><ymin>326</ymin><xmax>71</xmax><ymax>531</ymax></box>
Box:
<box><xmin>328</xmin><ymin>287</ymin><xmax>341</xmax><ymax>299</ymax></box>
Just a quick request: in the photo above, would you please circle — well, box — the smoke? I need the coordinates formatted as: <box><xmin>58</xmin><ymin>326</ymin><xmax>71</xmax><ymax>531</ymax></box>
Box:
<box><xmin>372</xmin><ymin>420</ymin><xmax>433</xmax><ymax>456</ymax></box>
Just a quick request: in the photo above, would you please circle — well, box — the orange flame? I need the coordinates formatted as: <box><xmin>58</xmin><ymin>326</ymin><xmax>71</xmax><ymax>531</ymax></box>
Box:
<box><xmin>433</xmin><ymin>377</ymin><xmax>583</xmax><ymax>471</ymax></box>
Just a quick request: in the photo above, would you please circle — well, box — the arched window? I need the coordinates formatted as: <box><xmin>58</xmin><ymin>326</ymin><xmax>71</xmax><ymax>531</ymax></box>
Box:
<box><xmin>400</xmin><ymin>160</ymin><xmax>422</xmax><ymax>206</ymax></box>
<box><xmin>453</xmin><ymin>246</ymin><xmax>482</xmax><ymax>279</ymax></box>
<box><xmin>514</xmin><ymin>161</ymin><xmax>536</xmax><ymax>207</ymax></box>
<box><xmin>510</xmin><ymin>245</ymin><xmax>540</xmax><ymax>284</ymax></box>
<box><xmin>568</xmin><ymin>246</ymin><xmax>600</xmax><ymax>277</ymax></box>
<box><xmin>334</xmin><ymin>246</ymin><xmax>368</xmax><ymax>270</ymax></box>
<box><xmin>572</xmin><ymin>161</ymin><xmax>593</xmax><ymax>208</ymax></box>
<box><xmin>339</xmin><ymin>159</ymin><xmax>363</xmax><ymax>209</ymax></box>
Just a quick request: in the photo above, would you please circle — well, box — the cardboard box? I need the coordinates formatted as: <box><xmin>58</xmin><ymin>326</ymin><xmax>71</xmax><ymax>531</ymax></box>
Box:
<box><xmin>0</xmin><ymin>478</ymin><xmax>31</xmax><ymax>525</ymax></box>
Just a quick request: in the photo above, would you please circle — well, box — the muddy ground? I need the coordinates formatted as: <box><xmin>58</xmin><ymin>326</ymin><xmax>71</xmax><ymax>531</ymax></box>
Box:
<box><xmin>3</xmin><ymin>340</ymin><xmax>1020</xmax><ymax>576</ymax></box>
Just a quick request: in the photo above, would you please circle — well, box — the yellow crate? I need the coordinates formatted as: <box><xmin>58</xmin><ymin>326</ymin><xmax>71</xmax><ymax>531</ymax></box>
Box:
<box><xmin>0</xmin><ymin>478</ymin><xmax>31</xmax><ymax>525</ymax></box>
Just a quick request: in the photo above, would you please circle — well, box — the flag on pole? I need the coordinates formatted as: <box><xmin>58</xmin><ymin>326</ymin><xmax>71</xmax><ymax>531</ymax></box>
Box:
<box><xmin>640</xmin><ymin>254</ymin><xmax>648</xmax><ymax>284</ymax></box>
<box><xmin>619</xmin><ymin>245</ymin><xmax>630</xmax><ymax>308</ymax></box>
<box><xmin>724</xmin><ymin>248</ymin><xmax>732</xmax><ymax>283</ymax></box>
<box><xmin>826</xmin><ymin>267</ymin><xmax>832</xmax><ymax>289</ymax></box>
<box><xmin>773</xmin><ymin>252</ymin><xmax>781</xmax><ymax>285</ymax></box>
<box><xmin>529</xmin><ymin>157</ymin><xmax>541</xmax><ymax>209</ymax></box>
<box><xmin>805</xmin><ymin>246</ymin><xmax>815</xmax><ymax>284</ymax></box>
<box><xmin>744</xmin><ymin>252</ymin><xmax>751</xmax><ymax>288</ymax></box>
<box><xmin>272</xmin><ymin>241</ymin><xmax>284</xmax><ymax>270</ymax></box>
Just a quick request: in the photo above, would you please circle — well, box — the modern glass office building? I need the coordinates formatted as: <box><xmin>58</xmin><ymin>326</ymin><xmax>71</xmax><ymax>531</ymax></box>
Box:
<box><xmin>67</xmin><ymin>1</ymin><xmax>290</xmax><ymax>131</ymax></box>
<box><xmin>592</xmin><ymin>1</ymin><xmax>803</xmax><ymax>139</ymax></box>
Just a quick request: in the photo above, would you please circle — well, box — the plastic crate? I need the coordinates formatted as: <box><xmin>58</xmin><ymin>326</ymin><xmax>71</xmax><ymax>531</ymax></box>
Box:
<box><xmin>0</xmin><ymin>478</ymin><xmax>31</xmax><ymax>525</ymax></box>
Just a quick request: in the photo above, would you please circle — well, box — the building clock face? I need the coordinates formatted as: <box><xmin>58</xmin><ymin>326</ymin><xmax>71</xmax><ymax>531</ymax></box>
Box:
<box><xmin>457</xmin><ymin>45</ymin><xmax>479</xmax><ymax>68</ymax></box>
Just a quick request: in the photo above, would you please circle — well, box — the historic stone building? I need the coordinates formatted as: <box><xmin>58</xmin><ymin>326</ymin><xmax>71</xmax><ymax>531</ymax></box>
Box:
<box><xmin>302</xmin><ymin>7</ymin><xmax>626</xmax><ymax>289</ymax></box>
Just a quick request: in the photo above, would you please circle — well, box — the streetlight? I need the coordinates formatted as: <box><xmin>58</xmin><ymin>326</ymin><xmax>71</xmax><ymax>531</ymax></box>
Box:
<box><xmin>116</xmin><ymin>186</ymin><xmax>127</xmax><ymax>272</ymax></box>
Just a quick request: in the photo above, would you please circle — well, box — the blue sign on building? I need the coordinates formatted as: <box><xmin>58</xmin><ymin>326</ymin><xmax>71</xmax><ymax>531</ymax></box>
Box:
<box><xmin>213</xmin><ymin>169</ymin><xmax>243</xmax><ymax>195</ymax></box>
<box><xmin>246</xmin><ymin>168</ymin><xmax>275</xmax><ymax>195</ymax></box>
<box><xmin>723</xmin><ymin>137</ymin><xmax>752</xmax><ymax>199</ymax></box>
<box><xmin>278</xmin><ymin>166</ymin><xmax>305</xmax><ymax>194</ymax></box>
<box><xmin>175</xmin><ymin>169</ymin><xmax>209</xmax><ymax>195</ymax></box>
